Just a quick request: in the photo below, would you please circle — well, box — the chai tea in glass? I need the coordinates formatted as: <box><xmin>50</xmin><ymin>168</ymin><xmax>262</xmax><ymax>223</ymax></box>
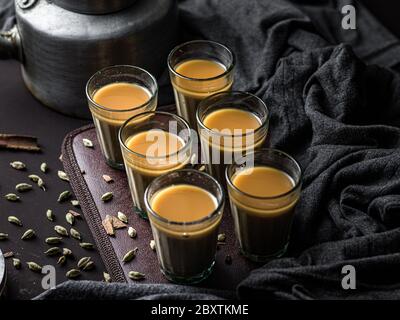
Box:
<box><xmin>226</xmin><ymin>149</ymin><xmax>302</xmax><ymax>262</ymax></box>
<box><xmin>119</xmin><ymin>111</ymin><xmax>193</xmax><ymax>217</ymax></box>
<box><xmin>145</xmin><ymin>169</ymin><xmax>224</xmax><ymax>284</ymax></box>
<box><xmin>168</xmin><ymin>40</ymin><xmax>235</xmax><ymax>129</ymax></box>
<box><xmin>86</xmin><ymin>65</ymin><xmax>158</xmax><ymax>169</ymax></box>
<box><xmin>197</xmin><ymin>91</ymin><xmax>269</xmax><ymax>186</ymax></box>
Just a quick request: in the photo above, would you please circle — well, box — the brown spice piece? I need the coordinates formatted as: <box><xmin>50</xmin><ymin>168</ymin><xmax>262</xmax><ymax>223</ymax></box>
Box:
<box><xmin>102</xmin><ymin>215</ymin><xmax>127</xmax><ymax>236</ymax></box>
<box><xmin>0</xmin><ymin>134</ymin><xmax>41</xmax><ymax>152</ymax></box>
<box><xmin>102</xmin><ymin>215</ymin><xmax>114</xmax><ymax>236</ymax></box>
<box><xmin>102</xmin><ymin>175</ymin><xmax>114</xmax><ymax>183</ymax></box>
<box><xmin>4</xmin><ymin>251</ymin><xmax>14</xmax><ymax>258</ymax></box>
<box><xmin>68</xmin><ymin>210</ymin><xmax>81</xmax><ymax>218</ymax></box>
<box><xmin>111</xmin><ymin>216</ymin><xmax>127</xmax><ymax>229</ymax></box>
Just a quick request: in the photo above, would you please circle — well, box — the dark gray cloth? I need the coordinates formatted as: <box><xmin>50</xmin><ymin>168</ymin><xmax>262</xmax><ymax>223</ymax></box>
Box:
<box><xmin>0</xmin><ymin>0</ymin><xmax>14</xmax><ymax>31</ymax></box>
<box><xmin>3</xmin><ymin>0</ymin><xmax>400</xmax><ymax>300</ymax></box>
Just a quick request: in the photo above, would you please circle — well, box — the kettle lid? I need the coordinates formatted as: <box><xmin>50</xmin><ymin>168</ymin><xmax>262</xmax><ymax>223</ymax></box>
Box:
<box><xmin>52</xmin><ymin>0</ymin><xmax>137</xmax><ymax>14</ymax></box>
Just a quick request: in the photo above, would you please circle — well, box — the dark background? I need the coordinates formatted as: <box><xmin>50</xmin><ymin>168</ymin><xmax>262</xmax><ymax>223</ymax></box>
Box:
<box><xmin>0</xmin><ymin>1</ymin><xmax>400</xmax><ymax>299</ymax></box>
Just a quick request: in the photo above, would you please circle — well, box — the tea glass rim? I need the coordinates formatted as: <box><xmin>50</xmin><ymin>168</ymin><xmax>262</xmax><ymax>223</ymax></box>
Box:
<box><xmin>86</xmin><ymin>65</ymin><xmax>158</xmax><ymax>114</ymax></box>
<box><xmin>118</xmin><ymin>111</ymin><xmax>193</xmax><ymax>161</ymax></box>
<box><xmin>196</xmin><ymin>91</ymin><xmax>270</xmax><ymax>138</ymax></box>
<box><xmin>144</xmin><ymin>169</ymin><xmax>225</xmax><ymax>227</ymax></box>
<box><xmin>167</xmin><ymin>40</ymin><xmax>236</xmax><ymax>83</ymax></box>
<box><xmin>225</xmin><ymin>148</ymin><xmax>303</xmax><ymax>201</ymax></box>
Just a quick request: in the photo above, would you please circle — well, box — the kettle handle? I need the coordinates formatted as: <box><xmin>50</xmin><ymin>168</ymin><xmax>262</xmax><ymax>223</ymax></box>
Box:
<box><xmin>0</xmin><ymin>25</ymin><xmax>22</xmax><ymax>61</ymax></box>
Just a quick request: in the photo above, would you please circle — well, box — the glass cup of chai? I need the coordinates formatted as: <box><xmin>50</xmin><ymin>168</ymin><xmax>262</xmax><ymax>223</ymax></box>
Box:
<box><xmin>119</xmin><ymin>111</ymin><xmax>193</xmax><ymax>218</ymax></box>
<box><xmin>144</xmin><ymin>169</ymin><xmax>225</xmax><ymax>284</ymax></box>
<box><xmin>226</xmin><ymin>149</ymin><xmax>302</xmax><ymax>262</ymax></box>
<box><xmin>86</xmin><ymin>65</ymin><xmax>158</xmax><ymax>169</ymax></box>
<box><xmin>196</xmin><ymin>91</ymin><xmax>269</xmax><ymax>186</ymax></box>
<box><xmin>168</xmin><ymin>40</ymin><xmax>235</xmax><ymax>129</ymax></box>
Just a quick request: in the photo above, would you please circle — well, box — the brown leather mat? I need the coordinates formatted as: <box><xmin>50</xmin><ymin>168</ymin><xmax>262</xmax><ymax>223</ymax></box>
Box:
<box><xmin>61</xmin><ymin>107</ymin><xmax>259</xmax><ymax>290</ymax></box>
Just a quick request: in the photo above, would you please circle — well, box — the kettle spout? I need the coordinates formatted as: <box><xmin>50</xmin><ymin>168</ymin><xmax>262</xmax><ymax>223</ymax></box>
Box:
<box><xmin>0</xmin><ymin>25</ymin><xmax>22</xmax><ymax>61</ymax></box>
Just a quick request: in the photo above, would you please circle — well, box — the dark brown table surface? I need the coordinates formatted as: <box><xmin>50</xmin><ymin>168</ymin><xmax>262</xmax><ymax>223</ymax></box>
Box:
<box><xmin>1</xmin><ymin>3</ymin><xmax>400</xmax><ymax>299</ymax></box>
<box><xmin>362</xmin><ymin>0</ymin><xmax>400</xmax><ymax>38</ymax></box>
<box><xmin>0</xmin><ymin>61</ymin><xmax>100</xmax><ymax>300</ymax></box>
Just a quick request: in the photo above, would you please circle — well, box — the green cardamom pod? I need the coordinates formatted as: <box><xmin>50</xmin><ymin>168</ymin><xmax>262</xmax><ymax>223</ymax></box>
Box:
<box><xmin>62</xmin><ymin>248</ymin><xmax>73</xmax><ymax>256</ymax></box>
<box><xmin>54</xmin><ymin>225</ymin><xmax>69</xmax><ymax>237</ymax></box>
<box><xmin>65</xmin><ymin>212</ymin><xmax>74</xmax><ymax>225</ymax></box>
<box><xmin>217</xmin><ymin>233</ymin><xmax>226</xmax><ymax>242</ymax></box>
<box><xmin>103</xmin><ymin>272</ymin><xmax>111</xmax><ymax>283</ymax></box>
<box><xmin>27</xmin><ymin>261</ymin><xmax>42</xmax><ymax>273</ymax></box>
<box><xmin>45</xmin><ymin>237</ymin><xmax>63</xmax><ymax>244</ymax></box>
<box><xmin>128</xmin><ymin>271</ymin><xmax>145</xmax><ymax>281</ymax></box>
<box><xmin>44</xmin><ymin>247</ymin><xmax>62</xmax><ymax>256</ymax></box>
<box><xmin>117</xmin><ymin>211</ymin><xmax>128</xmax><ymax>224</ymax></box>
<box><xmin>82</xmin><ymin>261</ymin><xmax>95</xmax><ymax>271</ymax></box>
<box><xmin>46</xmin><ymin>209</ymin><xmax>54</xmax><ymax>222</ymax></box>
<box><xmin>77</xmin><ymin>257</ymin><xmax>91</xmax><ymax>269</ymax></box>
<box><xmin>66</xmin><ymin>269</ymin><xmax>81</xmax><ymax>279</ymax></box>
<box><xmin>82</xmin><ymin>138</ymin><xmax>94</xmax><ymax>148</ymax></box>
<box><xmin>40</xmin><ymin>162</ymin><xmax>48</xmax><ymax>173</ymax></box>
<box><xmin>128</xmin><ymin>227</ymin><xmax>137</xmax><ymax>239</ymax></box>
<box><xmin>28</xmin><ymin>174</ymin><xmax>40</xmax><ymax>182</ymax></box>
<box><xmin>21</xmin><ymin>229</ymin><xmax>35</xmax><ymax>240</ymax></box>
<box><xmin>38</xmin><ymin>178</ymin><xmax>46</xmax><ymax>191</ymax></box>
<box><xmin>101</xmin><ymin>192</ymin><xmax>113</xmax><ymax>202</ymax></box>
<box><xmin>79</xmin><ymin>242</ymin><xmax>94</xmax><ymax>250</ymax></box>
<box><xmin>15</xmin><ymin>183</ymin><xmax>33</xmax><ymax>192</ymax></box>
<box><xmin>13</xmin><ymin>258</ymin><xmax>21</xmax><ymax>269</ymax></box>
<box><xmin>150</xmin><ymin>240</ymin><xmax>156</xmax><ymax>251</ymax></box>
<box><xmin>71</xmin><ymin>200</ymin><xmax>80</xmax><ymax>207</ymax></box>
<box><xmin>57</xmin><ymin>170</ymin><xmax>69</xmax><ymax>182</ymax></box>
<box><xmin>70</xmin><ymin>228</ymin><xmax>81</xmax><ymax>241</ymax></box>
<box><xmin>5</xmin><ymin>193</ymin><xmax>20</xmax><ymax>202</ymax></box>
<box><xmin>0</xmin><ymin>233</ymin><xmax>9</xmax><ymax>240</ymax></box>
<box><xmin>10</xmin><ymin>161</ymin><xmax>26</xmax><ymax>170</ymax></box>
<box><xmin>122</xmin><ymin>248</ymin><xmax>138</xmax><ymax>263</ymax></box>
<box><xmin>57</xmin><ymin>255</ymin><xmax>66</xmax><ymax>266</ymax></box>
<box><xmin>57</xmin><ymin>190</ymin><xmax>71</xmax><ymax>202</ymax></box>
<box><xmin>8</xmin><ymin>216</ymin><xmax>22</xmax><ymax>226</ymax></box>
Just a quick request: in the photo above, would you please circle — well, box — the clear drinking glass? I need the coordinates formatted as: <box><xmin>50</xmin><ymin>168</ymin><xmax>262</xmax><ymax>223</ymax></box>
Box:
<box><xmin>226</xmin><ymin>149</ymin><xmax>302</xmax><ymax>262</ymax></box>
<box><xmin>196</xmin><ymin>91</ymin><xmax>269</xmax><ymax>186</ymax></box>
<box><xmin>144</xmin><ymin>169</ymin><xmax>225</xmax><ymax>284</ymax></box>
<box><xmin>86</xmin><ymin>65</ymin><xmax>158</xmax><ymax>169</ymax></box>
<box><xmin>119</xmin><ymin>111</ymin><xmax>193</xmax><ymax>218</ymax></box>
<box><xmin>168</xmin><ymin>40</ymin><xmax>235</xmax><ymax>129</ymax></box>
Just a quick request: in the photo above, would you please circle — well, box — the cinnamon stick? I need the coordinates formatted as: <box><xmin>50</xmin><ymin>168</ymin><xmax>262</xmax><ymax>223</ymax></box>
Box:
<box><xmin>0</xmin><ymin>134</ymin><xmax>40</xmax><ymax>152</ymax></box>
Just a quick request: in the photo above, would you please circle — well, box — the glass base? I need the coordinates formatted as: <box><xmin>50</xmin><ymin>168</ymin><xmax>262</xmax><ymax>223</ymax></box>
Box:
<box><xmin>161</xmin><ymin>260</ymin><xmax>215</xmax><ymax>285</ymax></box>
<box><xmin>105</xmin><ymin>158</ymin><xmax>125</xmax><ymax>171</ymax></box>
<box><xmin>240</xmin><ymin>242</ymin><xmax>288</xmax><ymax>263</ymax></box>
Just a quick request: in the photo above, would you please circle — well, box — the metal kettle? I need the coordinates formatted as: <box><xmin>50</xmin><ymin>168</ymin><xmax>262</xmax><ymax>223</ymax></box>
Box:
<box><xmin>0</xmin><ymin>0</ymin><xmax>177</xmax><ymax>118</ymax></box>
